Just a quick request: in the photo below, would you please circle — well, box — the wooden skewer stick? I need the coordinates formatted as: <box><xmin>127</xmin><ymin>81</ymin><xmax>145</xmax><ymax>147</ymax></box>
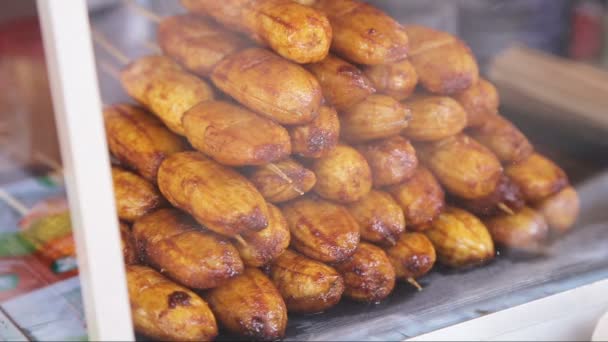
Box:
<box><xmin>124</xmin><ymin>0</ymin><xmax>162</xmax><ymax>23</ymax></box>
<box><xmin>497</xmin><ymin>202</ymin><xmax>515</xmax><ymax>216</ymax></box>
<box><xmin>143</xmin><ymin>41</ymin><xmax>161</xmax><ymax>54</ymax></box>
<box><xmin>91</xmin><ymin>29</ymin><xmax>130</xmax><ymax>65</ymax></box>
<box><xmin>234</xmin><ymin>234</ymin><xmax>248</xmax><ymax>247</ymax></box>
<box><xmin>0</xmin><ymin>188</ymin><xmax>29</xmax><ymax>217</ymax></box>
<box><xmin>406</xmin><ymin>277</ymin><xmax>423</xmax><ymax>291</ymax></box>
<box><xmin>99</xmin><ymin>60</ymin><xmax>121</xmax><ymax>80</ymax></box>
<box><xmin>266</xmin><ymin>163</ymin><xmax>304</xmax><ymax>196</ymax></box>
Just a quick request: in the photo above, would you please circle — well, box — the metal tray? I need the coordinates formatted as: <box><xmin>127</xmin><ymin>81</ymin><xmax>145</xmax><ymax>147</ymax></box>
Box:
<box><xmin>89</xmin><ymin>2</ymin><xmax>608</xmax><ymax>340</ymax></box>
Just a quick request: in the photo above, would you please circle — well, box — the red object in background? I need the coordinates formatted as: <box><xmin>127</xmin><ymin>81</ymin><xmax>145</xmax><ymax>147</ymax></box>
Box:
<box><xmin>0</xmin><ymin>17</ymin><xmax>44</xmax><ymax>58</ymax></box>
<box><xmin>569</xmin><ymin>1</ymin><xmax>604</xmax><ymax>60</ymax></box>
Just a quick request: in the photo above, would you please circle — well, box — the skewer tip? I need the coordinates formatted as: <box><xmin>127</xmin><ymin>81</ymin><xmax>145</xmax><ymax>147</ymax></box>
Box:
<box><xmin>406</xmin><ymin>277</ymin><xmax>423</xmax><ymax>291</ymax></box>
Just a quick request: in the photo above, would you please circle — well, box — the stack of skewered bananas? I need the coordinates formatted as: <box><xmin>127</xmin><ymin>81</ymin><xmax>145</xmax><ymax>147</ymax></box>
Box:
<box><xmin>105</xmin><ymin>0</ymin><xmax>580</xmax><ymax>340</ymax></box>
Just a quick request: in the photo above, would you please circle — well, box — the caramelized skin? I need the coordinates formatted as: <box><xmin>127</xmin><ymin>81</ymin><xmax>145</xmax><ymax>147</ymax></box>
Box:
<box><xmin>404</xmin><ymin>25</ymin><xmax>479</xmax><ymax>94</ymax></box>
<box><xmin>356</xmin><ymin>135</ymin><xmax>418</xmax><ymax>187</ymax></box>
<box><xmin>182</xmin><ymin>100</ymin><xmax>291</xmax><ymax>166</ymax></box>
<box><xmin>126</xmin><ymin>265</ymin><xmax>218</xmax><ymax>341</ymax></box>
<box><xmin>505</xmin><ymin>153</ymin><xmax>568</xmax><ymax>202</ymax></box>
<box><xmin>417</xmin><ymin>134</ymin><xmax>503</xmax><ymax>199</ymax></box>
<box><xmin>234</xmin><ymin>204</ymin><xmax>290</xmax><ymax>267</ymax></box>
<box><xmin>425</xmin><ymin>207</ymin><xmax>495</xmax><ymax>268</ymax></box>
<box><xmin>469</xmin><ymin>113</ymin><xmax>534</xmax><ymax>164</ymax></box>
<box><xmin>306</xmin><ymin>54</ymin><xmax>375</xmax><ymax>111</ymax></box>
<box><xmin>385</xmin><ymin>232</ymin><xmax>436</xmax><ymax>280</ymax></box>
<box><xmin>387</xmin><ymin>166</ymin><xmax>445</xmax><ymax>230</ymax></box>
<box><xmin>347</xmin><ymin>190</ymin><xmax>405</xmax><ymax>246</ymax></box>
<box><xmin>456</xmin><ymin>175</ymin><xmax>525</xmax><ymax>217</ymax></box>
<box><xmin>484</xmin><ymin>207</ymin><xmax>549</xmax><ymax>252</ymax></box>
<box><xmin>312</xmin><ymin>0</ymin><xmax>409</xmax><ymax>64</ymax></box>
<box><xmin>363</xmin><ymin>59</ymin><xmax>418</xmax><ymax>100</ymax></box>
<box><xmin>133</xmin><ymin>209</ymin><xmax>244</xmax><ymax>289</ymax></box>
<box><xmin>119</xmin><ymin>222</ymin><xmax>138</xmax><ymax>265</ymax></box>
<box><xmin>289</xmin><ymin>105</ymin><xmax>340</xmax><ymax>158</ymax></box>
<box><xmin>247</xmin><ymin>158</ymin><xmax>317</xmax><ymax>203</ymax></box>
<box><xmin>211</xmin><ymin>48</ymin><xmax>323</xmax><ymax>125</ymax></box>
<box><xmin>281</xmin><ymin>196</ymin><xmax>360</xmax><ymax>263</ymax></box>
<box><xmin>120</xmin><ymin>55</ymin><xmax>214</xmax><ymax>135</ymax></box>
<box><xmin>334</xmin><ymin>242</ymin><xmax>396</xmax><ymax>302</ymax></box>
<box><xmin>403</xmin><ymin>95</ymin><xmax>467</xmax><ymax>141</ymax></box>
<box><xmin>268</xmin><ymin>250</ymin><xmax>344</xmax><ymax>313</ymax></box>
<box><xmin>103</xmin><ymin>104</ymin><xmax>186</xmax><ymax>182</ymax></box>
<box><xmin>205</xmin><ymin>268</ymin><xmax>288</xmax><ymax>340</ymax></box>
<box><xmin>312</xmin><ymin>144</ymin><xmax>372</xmax><ymax>203</ymax></box>
<box><xmin>111</xmin><ymin>167</ymin><xmax>165</xmax><ymax>222</ymax></box>
<box><xmin>536</xmin><ymin>186</ymin><xmax>580</xmax><ymax>235</ymax></box>
<box><xmin>157</xmin><ymin>152</ymin><xmax>269</xmax><ymax>237</ymax></box>
<box><xmin>453</xmin><ymin>78</ymin><xmax>499</xmax><ymax>127</ymax></box>
<box><xmin>158</xmin><ymin>14</ymin><xmax>248</xmax><ymax>76</ymax></box>
<box><xmin>181</xmin><ymin>0</ymin><xmax>332</xmax><ymax>63</ymax></box>
<box><xmin>340</xmin><ymin>94</ymin><xmax>411</xmax><ymax>143</ymax></box>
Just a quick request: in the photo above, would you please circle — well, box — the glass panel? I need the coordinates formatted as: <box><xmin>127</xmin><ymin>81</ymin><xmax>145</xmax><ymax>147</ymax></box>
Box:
<box><xmin>87</xmin><ymin>0</ymin><xmax>608</xmax><ymax>340</ymax></box>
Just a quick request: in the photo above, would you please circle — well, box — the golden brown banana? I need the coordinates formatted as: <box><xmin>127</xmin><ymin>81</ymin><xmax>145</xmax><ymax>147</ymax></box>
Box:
<box><xmin>469</xmin><ymin>113</ymin><xmax>533</xmax><ymax>164</ymax></box>
<box><xmin>126</xmin><ymin>265</ymin><xmax>218</xmax><ymax>341</ymax></box>
<box><xmin>305</xmin><ymin>53</ymin><xmax>375</xmax><ymax>112</ymax></box>
<box><xmin>246</xmin><ymin>158</ymin><xmax>316</xmax><ymax>203</ymax></box>
<box><xmin>211</xmin><ymin>47</ymin><xmax>323</xmax><ymax>125</ymax></box>
<box><xmin>425</xmin><ymin>207</ymin><xmax>495</xmax><ymax>268</ymax></box>
<box><xmin>103</xmin><ymin>104</ymin><xmax>186</xmax><ymax>182</ymax></box>
<box><xmin>311</xmin><ymin>144</ymin><xmax>372</xmax><ymax>203</ymax></box>
<box><xmin>363</xmin><ymin>59</ymin><xmax>418</xmax><ymax>100</ymax></box>
<box><xmin>402</xmin><ymin>95</ymin><xmax>467</xmax><ymax>141</ymax></box>
<box><xmin>121</xmin><ymin>55</ymin><xmax>214</xmax><ymax>135</ymax></box>
<box><xmin>346</xmin><ymin>190</ymin><xmax>405</xmax><ymax>246</ymax></box>
<box><xmin>182</xmin><ymin>100</ymin><xmax>291</xmax><ymax>166</ymax></box>
<box><xmin>158</xmin><ymin>14</ymin><xmax>248</xmax><ymax>76</ymax></box>
<box><xmin>288</xmin><ymin>105</ymin><xmax>340</xmax><ymax>158</ymax></box>
<box><xmin>505</xmin><ymin>153</ymin><xmax>568</xmax><ymax>202</ymax></box>
<box><xmin>385</xmin><ymin>232</ymin><xmax>436</xmax><ymax>283</ymax></box>
<box><xmin>312</xmin><ymin>0</ymin><xmax>409</xmax><ymax>65</ymax></box>
<box><xmin>111</xmin><ymin>166</ymin><xmax>165</xmax><ymax>222</ymax></box>
<box><xmin>268</xmin><ymin>250</ymin><xmax>344</xmax><ymax>313</ymax></box>
<box><xmin>452</xmin><ymin>78</ymin><xmax>499</xmax><ymax>127</ymax></box>
<box><xmin>416</xmin><ymin>134</ymin><xmax>503</xmax><ymax>199</ymax></box>
<box><xmin>536</xmin><ymin>186</ymin><xmax>580</xmax><ymax>235</ymax></box>
<box><xmin>133</xmin><ymin>209</ymin><xmax>244</xmax><ymax>289</ymax></box>
<box><xmin>456</xmin><ymin>175</ymin><xmax>525</xmax><ymax>217</ymax></box>
<box><xmin>404</xmin><ymin>25</ymin><xmax>478</xmax><ymax>94</ymax></box>
<box><xmin>355</xmin><ymin>135</ymin><xmax>418</xmax><ymax>187</ymax></box>
<box><xmin>281</xmin><ymin>196</ymin><xmax>360</xmax><ymax>263</ymax></box>
<box><xmin>387</xmin><ymin>166</ymin><xmax>445</xmax><ymax>230</ymax></box>
<box><xmin>484</xmin><ymin>207</ymin><xmax>549</xmax><ymax>252</ymax></box>
<box><xmin>233</xmin><ymin>203</ymin><xmax>290</xmax><ymax>267</ymax></box>
<box><xmin>334</xmin><ymin>242</ymin><xmax>396</xmax><ymax>302</ymax></box>
<box><xmin>205</xmin><ymin>268</ymin><xmax>287</xmax><ymax>340</ymax></box>
<box><xmin>340</xmin><ymin>94</ymin><xmax>411</xmax><ymax>143</ymax></box>
<box><xmin>119</xmin><ymin>222</ymin><xmax>138</xmax><ymax>265</ymax></box>
<box><xmin>157</xmin><ymin>152</ymin><xmax>269</xmax><ymax>237</ymax></box>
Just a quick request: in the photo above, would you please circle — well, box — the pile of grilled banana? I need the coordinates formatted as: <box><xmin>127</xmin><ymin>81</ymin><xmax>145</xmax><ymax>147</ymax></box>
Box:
<box><xmin>105</xmin><ymin>0</ymin><xmax>580</xmax><ymax>340</ymax></box>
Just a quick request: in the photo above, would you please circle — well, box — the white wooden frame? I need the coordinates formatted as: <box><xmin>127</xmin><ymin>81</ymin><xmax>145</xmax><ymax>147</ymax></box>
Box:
<box><xmin>410</xmin><ymin>278</ymin><xmax>608</xmax><ymax>341</ymax></box>
<box><xmin>36</xmin><ymin>0</ymin><xmax>133</xmax><ymax>340</ymax></box>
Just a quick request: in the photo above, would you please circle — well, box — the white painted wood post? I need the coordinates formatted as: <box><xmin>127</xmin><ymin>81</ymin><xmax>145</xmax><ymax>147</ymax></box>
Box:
<box><xmin>36</xmin><ymin>0</ymin><xmax>133</xmax><ymax>340</ymax></box>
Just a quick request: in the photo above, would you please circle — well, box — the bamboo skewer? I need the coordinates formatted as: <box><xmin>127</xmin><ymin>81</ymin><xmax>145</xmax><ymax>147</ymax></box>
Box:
<box><xmin>124</xmin><ymin>0</ymin><xmax>162</xmax><ymax>24</ymax></box>
<box><xmin>407</xmin><ymin>277</ymin><xmax>423</xmax><ymax>291</ymax></box>
<box><xmin>0</xmin><ymin>188</ymin><xmax>29</xmax><ymax>217</ymax></box>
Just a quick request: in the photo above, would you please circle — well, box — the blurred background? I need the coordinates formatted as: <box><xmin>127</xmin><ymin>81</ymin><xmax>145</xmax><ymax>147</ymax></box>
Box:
<box><xmin>1</xmin><ymin>0</ymin><xmax>608</xmax><ymax>178</ymax></box>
